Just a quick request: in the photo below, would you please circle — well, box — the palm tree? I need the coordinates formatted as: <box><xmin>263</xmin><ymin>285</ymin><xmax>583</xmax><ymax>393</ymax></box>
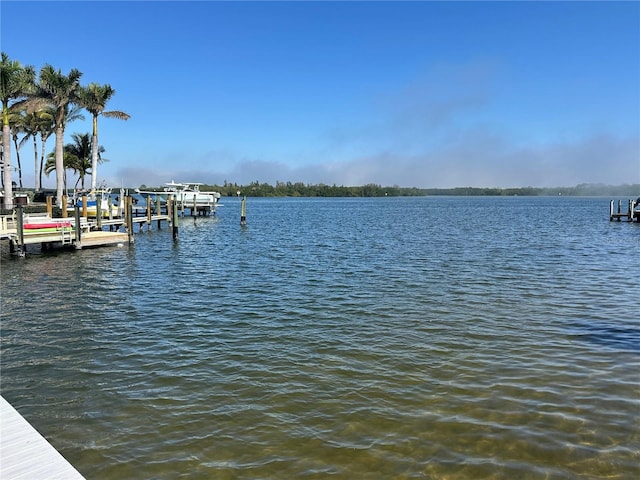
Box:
<box><xmin>33</xmin><ymin>65</ymin><xmax>83</xmax><ymax>206</ymax></box>
<box><xmin>44</xmin><ymin>150</ymin><xmax>74</xmax><ymax>191</ymax></box>
<box><xmin>36</xmin><ymin>110</ymin><xmax>55</xmax><ymax>191</ymax></box>
<box><xmin>20</xmin><ymin>108</ymin><xmax>54</xmax><ymax>191</ymax></box>
<box><xmin>9</xmin><ymin>108</ymin><xmax>27</xmax><ymax>188</ymax></box>
<box><xmin>79</xmin><ymin>83</ymin><xmax>129</xmax><ymax>192</ymax></box>
<box><xmin>65</xmin><ymin>132</ymin><xmax>106</xmax><ymax>189</ymax></box>
<box><xmin>19</xmin><ymin>110</ymin><xmax>41</xmax><ymax>190</ymax></box>
<box><xmin>0</xmin><ymin>52</ymin><xmax>35</xmax><ymax>209</ymax></box>
<box><xmin>44</xmin><ymin>132</ymin><xmax>106</xmax><ymax>190</ymax></box>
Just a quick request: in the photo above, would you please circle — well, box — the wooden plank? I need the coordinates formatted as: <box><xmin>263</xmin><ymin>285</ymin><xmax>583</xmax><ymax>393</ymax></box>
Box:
<box><xmin>20</xmin><ymin>231</ymin><xmax>74</xmax><ymax>245</ymax></box>
<box><xmin>77</xmin><ymin>231</ymin><xmax>129</xmax><ymax>248</ymax></box>
<box><xmin>0</xmin><ymin>396</ymin><xmax>85</xmax><ymax>479</ymax></box>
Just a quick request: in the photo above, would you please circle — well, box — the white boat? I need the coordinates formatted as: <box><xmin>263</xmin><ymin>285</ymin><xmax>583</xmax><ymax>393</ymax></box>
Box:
<box><xmin>136</xmin><ymin>182</ymin><xmax>221</xmax><ymax>215</ymax></box>
<box><xmin>67</xmin><ymin>188</ymin><xmax>124</xmax><ymax>218</ymax></box>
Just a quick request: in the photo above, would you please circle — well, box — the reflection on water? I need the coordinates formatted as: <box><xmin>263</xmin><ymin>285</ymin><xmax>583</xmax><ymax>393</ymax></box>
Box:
<box><xmin>1</xmin><ymin>197</ymin><xmax>639</xmax><ymax>479</ymax></box>
<box><xmin>568</xmin><ymin>320</ymin><xmax>640</xmax><ymax>352</ymax></box>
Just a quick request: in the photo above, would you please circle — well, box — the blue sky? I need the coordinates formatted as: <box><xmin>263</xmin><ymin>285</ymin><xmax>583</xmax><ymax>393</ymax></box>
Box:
<box><xmin>2</xmin><ymin>1</ymin><xmax>639</xmax><ymax>189</ymax></box>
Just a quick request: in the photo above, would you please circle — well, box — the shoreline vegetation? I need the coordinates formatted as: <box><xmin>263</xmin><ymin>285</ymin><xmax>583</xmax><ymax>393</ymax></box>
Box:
<box><xmin>26</xmin><ymin>182</ymin><xmax>640</xmax><ymax>200</ymax></box>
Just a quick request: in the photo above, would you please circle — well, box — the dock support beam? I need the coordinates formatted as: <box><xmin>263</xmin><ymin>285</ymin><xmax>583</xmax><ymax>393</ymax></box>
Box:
<box><xmin>107</xmin><ymin>193</ymin><xmax>113</xmax><ymax>221</ymax></box>
<box><xmin>171</xmin><ymin>198</ymin><xmax>179</xmax><ymax>241</ymax></box>
<box><xmin>16</xmin><ymin>204</ymin><xmax>25</xmax><ymax>254</ymax></box>
<box><xmin>156</xmin><ymin>196</ymin><xmax>163</xmax><ymax>229</ymax></box>
<box><xmin>610</xmin><ymin>200</ymin><xmax>614</xmax><ymax>221</ymax></box>
<box><xmin>126</xmin><ymin>195</ymin><xmax>134</xmax><ymax>244</ymax></box>
<box><xmin>240</xmin><ymin>196</ymin><xmax>247</xmax><ymax>226</ymax></box>
<box><xmin>146</xmin><ymin>195</ymin><xmax>152</xmax><ymax>230</ymax></box>
<box><xmin>96</xmin><ymin>196</ymin><xmax>102</xmax><ymax>230</ymax></box>
<box><xmin>74</xmin><ymin>205</ymin><xmax>82</xmax><ymax>248</ymax></box>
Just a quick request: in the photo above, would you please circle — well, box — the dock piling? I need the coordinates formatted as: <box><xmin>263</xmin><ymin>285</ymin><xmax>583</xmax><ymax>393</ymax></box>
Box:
<box><xmin>171</xmin><ymin>198</ymin><xmax>179</xmax><ymax>241</ymax></box>
<box><xmin>240</xmin><ymin>196</ymin><xmax>247</xmax><ymax>226</ymax></box>
<box><xmin>146</xmin><ymin>195</ymin><xmax>152</xmax><ymax>230</ymax></box>
<box><xmin>82</xmin><ymin>194</ymin><xmax>88</xmax><ymax>218</ymax></box>
<box><xmin>126</xmin><ymin>195</ymin><xmax>134</xmax><ymax>244</ymax></box>
<box><xmin>96</xmin><ymin>196</ymin><xmax>102</xmax><ymax>230</ymax></box>
<box><xmin>609</xmin><ymin>198</ymin><xmax>639</xmax><ymax>222</ymax></box>
<box><xmin>156</xmin><ymin>196</ymin><xmax>163</xmax><ymax>229</ymax></box>
<box><xmin>74</xmin><ymin>205</ymin><xmax>82</xmax><ymax>247</ymax></box>
<box><xmin>16</xmin><ymin>204</ymin><xmax>25</xmax><ymax>254</ymax></box>
<box><xmin>107</xmin><ymin>194</ymin><xmax>113</xmax><ymax>221</ymax></box>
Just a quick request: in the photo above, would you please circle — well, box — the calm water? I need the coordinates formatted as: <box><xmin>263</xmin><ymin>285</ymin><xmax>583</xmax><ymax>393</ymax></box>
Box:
<box><xmin>1</xmin><ymin>196</ymin><xmax>638</xmax><ymax>479</ymax></box>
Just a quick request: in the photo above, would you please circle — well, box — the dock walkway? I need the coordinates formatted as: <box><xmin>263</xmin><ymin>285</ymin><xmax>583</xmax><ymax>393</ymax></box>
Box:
<box><xmin>0</xmin><ymin>217</ymin><xmax>130</xmax><ymax>254</ymax></box>
<box><xmin>0</xmin><ymin>202</ymin><xmax>172</xmax><ymax>255</ymax></box>
<box><xmin>0</xmin><ymin>194</ymin><xmax>199</xmax><ymax>256</ymax></box>
<box><xmin>0</xmin><ymin>396</ymin><xmax>85</xmax><ymax>479</ymax></box>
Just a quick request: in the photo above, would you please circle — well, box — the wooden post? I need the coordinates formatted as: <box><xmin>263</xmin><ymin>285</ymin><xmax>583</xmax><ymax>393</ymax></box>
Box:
<box><xmin>82</xmin><ymin>194</ymin><xmax>88</xmax><ymax>218</ymax></box>
<box><xmin>192</xmin><ymin>194</ymin><xmax>197</xmax><ymax>217</ymax></box>
<box><xmin>16</xmin><ymin>204</ymin><xmax>25</xmax><ymax>253</ymax></box>
<box><xmin>96</xmin><ymin>195</ymin><xmax>102</xmax><ymax>230</ymax></box>
<box><xmin>146</xmin><ymin>195</ymin><xmax>152</xmax><ymax>231</ymax></box>
<box><xmin>609</xmin><ymin>200</ymin><xmax>614</xmax><ymax>221</ymax></box>
<box><xmin>117</xmin><ymin>192</ymin><xmax>124</xmax><ymax>219</ymax></box>
<box><xmin>628</xmin><ymin>199</ymin><xmax>633</xmax><ymax>222</ymax></box>
<box><xmin>46</xmin><ymin>196</ymin><xmax>53</xmax><ymax>217</ymax></box>
<box><xmin>156</xmin><ymin>196</ymin><xmax>162</xmax><ymax>229</ymax></box>
<box><xmin>62</xmin><ymin>195</ymin><xmax>67</xmax><ymax>218</ymax></box>
<box><xmin>171</xmin><ymin>197</ymin><xmax>179</xmax><ymax>241</ymax></box>
<box><xmin>240</xmin><ymin>196</ymin><xmax>247</xmax><ymax>226</ymax></box>
<box><xmin>126</xmin><ymin>195</ymin><xmax>134</xmax><ymax>244</ymax></box>
<box><xmin>74</xmin><ymin>204</ymin><xmax>82</xmax><ymax>245</ymax></box>
<box><xmin>107</xmin><ymin>193</ymin><xmax>113</xmax><ymax>221</ymax></box>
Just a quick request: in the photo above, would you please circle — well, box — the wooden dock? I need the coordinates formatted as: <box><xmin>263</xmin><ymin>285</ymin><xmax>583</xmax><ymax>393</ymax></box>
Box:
<box><xmin>0</xmin><ymin>196</ymin><xmax>175</xmax><ymax>256</ymax></box>
<box><xmin>0</xmin><ymin>395</ymin><xmax>85</xmax><ymax>479</ymax></box>
<box><xmin>0</xmin><ymin>215</ymin><xmax>131</xmax><ymax>255</ymax></box>
<box><xmin>610</xmin><ymin>199</ymin><xmax>640</xmax><ymax>222</ymax></box>
<box><xmin>0</xmin><ymin>192</ymin><xmax>224</xmax><ymax>256</ymax></box>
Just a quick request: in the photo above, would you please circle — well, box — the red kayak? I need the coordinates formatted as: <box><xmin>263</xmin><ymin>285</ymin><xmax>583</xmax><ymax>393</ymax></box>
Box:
<box><xmin>23</xmin><ymin>222</ymin><xmax>72</xmax><ymax>229</ymax></box>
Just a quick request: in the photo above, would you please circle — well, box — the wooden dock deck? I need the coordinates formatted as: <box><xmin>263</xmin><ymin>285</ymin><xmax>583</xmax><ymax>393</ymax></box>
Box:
<box><xmin>0</xmin><ymin>205</ymin><xmax>172</xmax><ymax>255</ymax></box>
<box><xmin>0</xmin><ymin>194</ymin><xmax>200</xmax><ymax>256</ymax></box>
<box><xmin>0</xmin><ymin>396</ymin><xmax>85</xmax><ymax>479</ymax></box>
<box><xmin>0</xmin><ymin>221</ymin><xmax>131</xmax><ymax>254</ymax></box>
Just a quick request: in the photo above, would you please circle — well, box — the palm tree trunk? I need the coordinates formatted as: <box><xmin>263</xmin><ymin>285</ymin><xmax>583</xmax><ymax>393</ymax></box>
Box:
<box><xmin>91</xmin><ymin>115</ymin><xmax>98</xmax><ymax>191</ymax></box>
<box><xmin>32</xmin><ymin>136</ymin><xmax>40</xmax><ymax>191</ymax></box>
<box><xmin>12</xmin><ymin>135</ymin><xmax>23</xmax><ymax>189</ymax></box>
<box><xmin>55</xmin><ymin>124</ymin><xmax>65</xmax><ymax>207</ymax></box>
<box><xmin>39</xmin><ymin>135</ymin><xmax>46</xmax><ymax>192</ymax></box>
<box><xmin>2</xmin><ymin>123</ymin><xmax>13</xmax><ymax>210</ymax></box>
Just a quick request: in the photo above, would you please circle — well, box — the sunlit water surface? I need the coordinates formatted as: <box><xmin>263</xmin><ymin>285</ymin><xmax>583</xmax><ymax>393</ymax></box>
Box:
<box><xmin>1</xmin><ymin>197</ymin><xmax>638</xmax><ymax>479</ymax></box>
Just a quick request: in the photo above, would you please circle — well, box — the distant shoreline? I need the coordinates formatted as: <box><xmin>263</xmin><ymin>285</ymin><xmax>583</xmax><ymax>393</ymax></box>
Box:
<box><xmin>24</xmin><ymin>183</ymin><xmax>640</xmax><ymax>199</ymax></box>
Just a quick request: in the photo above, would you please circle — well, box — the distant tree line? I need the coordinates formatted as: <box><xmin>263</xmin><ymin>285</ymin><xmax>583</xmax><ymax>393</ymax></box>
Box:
<box><xmin>135</xmin><ymin>181</ymin><xmax>640</xmax><ymax>198</ymax></box>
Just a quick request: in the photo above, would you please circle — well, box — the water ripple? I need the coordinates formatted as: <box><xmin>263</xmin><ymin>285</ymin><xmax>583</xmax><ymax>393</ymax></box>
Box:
<box><xmin>1</xmin><ymin>197</ymin><xmax>638</xmax><ymax>479</ymax></box>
